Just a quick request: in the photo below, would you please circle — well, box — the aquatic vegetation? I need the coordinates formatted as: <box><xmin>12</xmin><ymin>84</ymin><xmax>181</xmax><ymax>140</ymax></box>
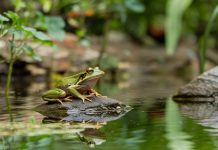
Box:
<box><xmin>0</xmin><ymin>11</ymin><xmax>52</xmax><ymax>97</ymax></box>
<box><xmin>199</xmin><ymin>5</ymin><xmax>218</xmax><ymax>73</ymax></box>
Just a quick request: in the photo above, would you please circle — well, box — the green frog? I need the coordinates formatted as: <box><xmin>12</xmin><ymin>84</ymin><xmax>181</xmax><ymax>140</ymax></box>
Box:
<box><xmin>42</xmin><ymin>67</ymin><xmax>105</xmax><ymax>104</ymax></box>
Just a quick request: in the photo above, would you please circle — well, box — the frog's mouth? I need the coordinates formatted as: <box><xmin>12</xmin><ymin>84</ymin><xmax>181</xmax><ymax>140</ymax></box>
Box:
<box><xmin>79</xmin><ymin>74</ymin><xmax>104</xmax><ymax>87</ymax></box>
<box><xmin>88</xmin><ymin>74</ymin><xmax>104</xmax><ymax>80</ymax></box>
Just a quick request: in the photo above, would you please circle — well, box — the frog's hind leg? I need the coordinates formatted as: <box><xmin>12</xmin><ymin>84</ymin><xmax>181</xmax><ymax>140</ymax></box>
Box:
<box><xmin>57</xmin><ymin>99</ymin><xmax>64</xmax><ymax>105</ymax></box>
<box><xmin>63</xmin><ymin>96</ymin><xmax>73</xmax><ymax>102</ymax></box>
<box><xmin>43</xmin><ymin>97</ymin><xmax>64</xmax><ymax>105</ymax></box>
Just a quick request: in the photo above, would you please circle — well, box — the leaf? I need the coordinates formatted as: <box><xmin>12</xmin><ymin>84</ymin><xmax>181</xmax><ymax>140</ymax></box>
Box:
<box><xmin>34</xmin><ymin>12</ymin><xmax>47</xmax><ymax>30</ymax></box>
<box><xmin>0</xmin><ymin>29</ymin><xmax>8</xmax><ymax>37</ymax></box>
<box><xmin>45</xmin><ymin>16</ymin><xmax>65</xmax><ymax>29</ymax></box>
<box><xmin>4</xmin><ymin>11</ymin><xmax>20</xmax><ymax>25</ymax></box>
<box><xmin>165</xmin><ymin>0</ymin><xmax>192</xmax><ymax>55</ymax></box>
<box><xmin>14</xmin><ymin>30</ymin><xmax>25</xmax><ymax>39</ymax></box>
<box><xmin>40</xmin><ymin>0</ymin><xmax>52</xmax><ymax>12</ymax></box>
<box><xmin>22</xmin><ymin>26</ymin><xmax>50</xmax><ymax>41</ymax></box>
<box><xmin>11</xmin><ymin>0</ymin><xmax>26</xmax><ymax>11</ymax></box>
<box><xmin>45</xmin><ymin>16</ymin><xmax>66</xmax><ymax>41</ymax></box>
<box><xmin>48</xmin><ymin>29</ymin><xmax>65</xmax><ymax>41</ymax></box>
<box><xmin>22</xmin><ymin>44</ymin><xmax>42</xmax><ymax>61</ymax></box>
<box><xmin>125</xmin><ymin>0</ymin><xmax>145</xmax><ymax>13</ymax></box>
<box><xmin>0</xmin><ymin>14</ymin><xmax>9</xmax><ymax>22</ymax></box>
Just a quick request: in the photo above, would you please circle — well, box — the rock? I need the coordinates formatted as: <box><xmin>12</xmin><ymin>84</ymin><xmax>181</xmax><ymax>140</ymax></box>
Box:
<box><xmin>34</xmin><ymin>96</ymin><xmax>132</xmax><ymax>122</ymax></box>
<box><xmin>173</xmin><ymin>66</ymin><xmax>218</xmax><ymax>102</ymax></box>
<box><xmin>178</xmin><ymin>102</ymin><xmax>218</xmax><ymax>129</ymax></box>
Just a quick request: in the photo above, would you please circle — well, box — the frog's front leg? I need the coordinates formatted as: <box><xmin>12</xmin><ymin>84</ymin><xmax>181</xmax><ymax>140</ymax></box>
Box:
<box><xmin>90</xmin><ymin>89</ymin><xmax>101</xmax><ymax>96</ymax></box>
<box><xmin>89</xmin><ymin>89</ymin><xmax>107</xmax><ymax>98</ymax></box>
<box><xmin>42</xmin><ymin>88</ymin><xmax>67</xmax><ymax>105</ymax></box>
<box><xmin>67</xmin><ymin>85</ymin><xmax>92</xmax><ymax>103</ymax></box>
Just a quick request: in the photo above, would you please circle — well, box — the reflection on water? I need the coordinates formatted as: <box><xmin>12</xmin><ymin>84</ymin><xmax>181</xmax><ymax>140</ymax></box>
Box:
<box><xmin>1</xmin><ymin>75</ymin><xmax>218</xmax><ymax>149</ymax></box>
<box><xmin>166</xmin><ymin>99</ymin><xmax>193</xmax><ymax>150</ymax></box>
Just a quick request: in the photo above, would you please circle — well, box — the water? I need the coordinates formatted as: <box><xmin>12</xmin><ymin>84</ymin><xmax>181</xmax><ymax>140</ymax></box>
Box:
<box><xmin>1</xmin><ymin>73</ymin><xmax>218</xmax><ymax>150</ymax></box>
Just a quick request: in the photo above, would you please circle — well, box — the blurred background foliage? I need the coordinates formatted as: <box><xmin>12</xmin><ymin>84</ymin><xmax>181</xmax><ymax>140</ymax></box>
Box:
<box><xmin>1</xmin><ymin>0</ymin><xmax>218</xmax><ymax>73</ymax></box>
<box><xmin>1</xmin><ymin>1</ymin><xmax>218</xmax><ymax>149</ymax></box>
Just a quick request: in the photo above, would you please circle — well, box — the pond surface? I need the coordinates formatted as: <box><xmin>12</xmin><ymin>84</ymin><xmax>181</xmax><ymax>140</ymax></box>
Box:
<box><xmin>0</xmin><ymin>72</ymin><xmax>218</xmax><ymax>150</ymax></box>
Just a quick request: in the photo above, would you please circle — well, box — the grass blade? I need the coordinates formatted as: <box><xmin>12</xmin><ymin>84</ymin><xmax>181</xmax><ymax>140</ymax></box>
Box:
<box><xmin>199</xmin><ymin>5</ymin><xmax>218</xmax><ymax>73</ymax></box>
<box><xmin>165</xmin><ymin>0</ymin><xmax>192</xmax><ymax>55</ymax></box>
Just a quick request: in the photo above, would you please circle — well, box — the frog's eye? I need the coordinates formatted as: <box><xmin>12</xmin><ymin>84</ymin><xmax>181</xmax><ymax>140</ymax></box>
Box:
<box><xmin>86</xmin><ymin>68</ymin><xmax>94</xmax><ymax>74</ymax></box>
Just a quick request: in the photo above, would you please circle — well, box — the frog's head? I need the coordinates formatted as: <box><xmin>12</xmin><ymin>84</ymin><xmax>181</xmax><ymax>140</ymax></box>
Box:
<box><xmin>78</xmin><ymin>67</ymin><xmax>104</xmax><ymax>86</ymax></box>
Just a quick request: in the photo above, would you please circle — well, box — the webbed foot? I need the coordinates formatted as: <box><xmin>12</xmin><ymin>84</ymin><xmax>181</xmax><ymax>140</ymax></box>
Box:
<box><xmin>57</xmin><ymin>99</ymin><xmax>64</xmax><ymax>105</ymax></box>
<box><xmin>81</xmin><ymin>96</ymin><xmax>92</xmax><ymax>103</ymax></box>
<box><xmin>90</xmin><ymin>89</ymin><xmax>101</xmax><ymax>96</ymax></box>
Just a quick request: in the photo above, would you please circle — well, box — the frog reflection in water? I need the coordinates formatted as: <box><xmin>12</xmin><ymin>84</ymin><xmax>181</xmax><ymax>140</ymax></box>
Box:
<box><xmin>42</xmin><ymin>67</ymin><xmax>105</xmax><ymax>104</ymax></box>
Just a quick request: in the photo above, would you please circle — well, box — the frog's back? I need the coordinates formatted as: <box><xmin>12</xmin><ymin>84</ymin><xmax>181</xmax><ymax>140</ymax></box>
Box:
<box><xmin>56</xmin><ymin>73</ymin><xmax>82</xmax><ymax>87</ymax></box>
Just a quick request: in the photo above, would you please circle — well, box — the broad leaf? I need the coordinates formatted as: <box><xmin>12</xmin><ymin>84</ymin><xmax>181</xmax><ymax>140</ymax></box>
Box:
<box><xmin>22</xmin><ymin>26</ymin><xmax>50</xmax><ymax>41</ymax></box>
<box><xmin>4</xmin><ymin>11</ymin><xmax>20</xmax><ymax>25</ymax></box>
<box><xmin>125</xmin><ymin>0</ymin><xmax>145</xmax><ymax>13</ymax></box>
<box><xmin>45</xmin><ymin>16</ymin><xmax>65</xmax><ymax>41</ymax></box>
<box><xmin>48</xmin><ymin>29</ymin><xmax>65</xmax><ymax>41</ymax></box>
<box><xmin>0</xmin><ymin>14</ymin><xmax>9</xmax><ymax>22</ymax></box>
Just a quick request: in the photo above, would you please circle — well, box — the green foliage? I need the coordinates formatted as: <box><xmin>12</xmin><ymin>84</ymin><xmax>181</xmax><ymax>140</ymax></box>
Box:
<box><xmin>45</xmin><ymin>16</ymin><xmax>66</xmax><ymax>41</ymax></box>
<box><xmin>125</xmin><ymin>0</ymin><xmax>145</xmax><ymax>13</ymax></box>
<box><xmin>0</xmin><ymin>11</ymin><xmax>52</xmax><ymax>96</ymax></box>
<box><xmin>40</xmin><ymin>0</ymin><xmax>52</xmax><ymax>12</ymax></box>
<box><xmin>1</xmin><ymin>11</ymin><xmax>52</xmax><ymax>50</ymax></box>
<box><xmin>10</xmin><ymin>0</ymin><xmax>26</xmax><ymax>11</ymax></box>
<box><xmin>9</xmin><ymin>0</ymin><xmax>66</xmax><ymax>41</ymax></box>
<box><xmin>165</xmin><ymin>0</ymin><xmax>192</xmax><ymax>55</ymax></box>
<box><xmin>199</xmin><ymin>5</ymin><xmax>218</xmax><ymax>73</ymax></box>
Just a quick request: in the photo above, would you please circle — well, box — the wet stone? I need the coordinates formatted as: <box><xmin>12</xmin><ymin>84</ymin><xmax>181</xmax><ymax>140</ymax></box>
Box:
<box><xmin>34</xmin><ymin>96</ymin><xmax>132</xmax><ymax>122</ymax></box>
<box><xmin>173</xmin><ymin>66</ymin><xmax>218</xmax><ymax>102</ymax></box>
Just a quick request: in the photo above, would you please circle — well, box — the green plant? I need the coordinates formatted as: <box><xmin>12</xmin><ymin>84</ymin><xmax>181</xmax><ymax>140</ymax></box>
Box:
<box><xmin>199</xmin><ymin>5</ymin><xmax>218</xmax><ymax>73</ymax></box>
<box><xmin>165</xmin><ymin>0</ymin><xmax>192</xmax><ymax>55</ymax></box>
<box><xmin>35</xmin><ymin>13</ymin><xmax>66</xmax><ymax>41</ymax></box>
<box><xmin>0</xmin><ymin>11</ymin><xmax>52</xmax><ymax>97</ymax></box>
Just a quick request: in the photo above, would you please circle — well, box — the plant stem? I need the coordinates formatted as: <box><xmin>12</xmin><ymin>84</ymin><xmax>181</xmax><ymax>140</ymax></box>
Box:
<box><xmin>4</xmin><ymin>56</ymin><xmax>14</xmax><ymax>123</ymax></box>
<box><xmin>96</xmin><ymin>18</ymin><xmax>109</xmax><ymax>67</ymax></box>
<box><xmin>199</xmin><ymin>5</ymin><xmax>218</xmax><ymax>73</ymax></box>
<box><xmin>4</xmin><ymin>34</ymin><xmax>15</xmax><ymax>123</ymax></box>
<box><xmin>4</xmin><ymin>58</ymin><xmax>14</xmax><ymax>97</ymax></box>
<box><xmin>4</xmin><ymin>34</ymin><xmax>15</xmax><ymax>97</ymax></box>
